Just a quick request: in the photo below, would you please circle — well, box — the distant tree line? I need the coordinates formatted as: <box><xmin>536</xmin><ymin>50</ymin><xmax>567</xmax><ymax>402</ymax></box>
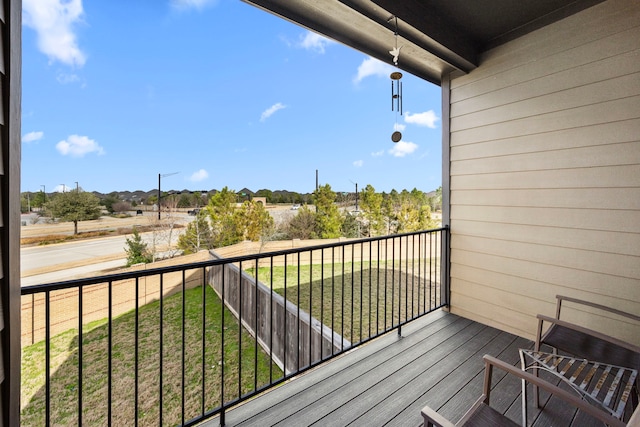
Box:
<box><xmin>177</xmin><ymin>184</ymin><xmax>441</xmax><ymax>255</ymax></box>
<box><xmin>19</xmin><ymin>184</ymin><xmax>441</xmax><ymax>265</ymax></box>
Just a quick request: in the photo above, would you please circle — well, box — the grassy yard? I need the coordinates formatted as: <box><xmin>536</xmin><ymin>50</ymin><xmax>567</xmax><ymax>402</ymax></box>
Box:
<box><xmin>21</xmin><ymin>285</ymin><xmax>281</xmax><ymax>427</ymax></box>
<box><xmin>246</xmin><ymin>259</ymin><xmax>441</xmax><ymax>345</ymax></box>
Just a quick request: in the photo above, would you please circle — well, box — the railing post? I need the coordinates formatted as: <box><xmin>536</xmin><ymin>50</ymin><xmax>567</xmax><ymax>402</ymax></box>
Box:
<box><xmin>442</xmin><ymin>226</ymin><xmax>450</xmax><ymax>307</ymax></box>
<box><xmin>21</xmin><ymin>229</ymin><xmax>450</xmax><ymax>427</ymax></box>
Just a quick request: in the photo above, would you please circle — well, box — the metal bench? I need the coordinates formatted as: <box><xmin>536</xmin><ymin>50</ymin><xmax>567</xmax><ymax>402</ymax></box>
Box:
<box><xmin>421</xmin><ymin>355</ymin><xmax>638</xmax><ymax>427</ymax></box>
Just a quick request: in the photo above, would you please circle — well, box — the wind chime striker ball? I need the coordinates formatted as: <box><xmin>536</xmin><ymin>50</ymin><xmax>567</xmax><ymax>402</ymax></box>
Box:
<box><xmin>391</xmin><ymin>131</ymin><xmax>402</xmax><ymax>143</ymax></box>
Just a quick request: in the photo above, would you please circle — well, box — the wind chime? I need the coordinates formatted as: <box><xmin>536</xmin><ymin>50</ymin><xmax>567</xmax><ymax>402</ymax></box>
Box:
<box><xmin>389</xmin><ymin>16</ymin><xmax>403</xmax><ymax>143</ymax></box>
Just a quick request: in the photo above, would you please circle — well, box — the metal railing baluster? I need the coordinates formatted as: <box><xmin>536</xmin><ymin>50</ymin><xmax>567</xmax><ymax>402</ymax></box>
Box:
<box><xmin>21</xmin><ymin>228</ymin><xmax>447</xmax><ymax>427</ymax></box>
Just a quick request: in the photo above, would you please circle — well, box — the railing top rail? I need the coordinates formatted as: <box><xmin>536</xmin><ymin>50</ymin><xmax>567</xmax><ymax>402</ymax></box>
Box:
<box><xmin>21</xmin><ymin>227</ymin><xmax>446</xmax><ymax>295</ymax></box>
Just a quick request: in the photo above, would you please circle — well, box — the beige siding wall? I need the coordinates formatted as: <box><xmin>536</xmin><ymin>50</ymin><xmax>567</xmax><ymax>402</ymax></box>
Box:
<box><xmin>447</xmin><ymin>0</ymin><xmax>640</xmax><ymax>342</ymax></box>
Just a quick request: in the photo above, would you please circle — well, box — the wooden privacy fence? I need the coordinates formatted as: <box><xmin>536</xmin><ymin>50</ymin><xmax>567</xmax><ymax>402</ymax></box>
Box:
<box><xmin>208</xmin><ymin>251</ymin><xmax>348</xmax><ymax>374</ymax></box>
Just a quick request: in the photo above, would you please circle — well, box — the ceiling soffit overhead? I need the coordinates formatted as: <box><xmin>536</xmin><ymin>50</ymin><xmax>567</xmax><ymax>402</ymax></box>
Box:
<box><xmin>242</xmin><ymin>0</ymin><xmax>605</xmax><ymax>85</ymax></box>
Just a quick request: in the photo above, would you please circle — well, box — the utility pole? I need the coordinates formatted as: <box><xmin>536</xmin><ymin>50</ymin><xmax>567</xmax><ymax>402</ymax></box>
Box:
<box><xmin>355</xmin><ymin>182</ymin><xmax>358</xmax><ymax>212</ymax></box>
<box><xmin>349</xmin><ymin>179</ymin><xmax>358</xmax><ymax>212</ymax></box>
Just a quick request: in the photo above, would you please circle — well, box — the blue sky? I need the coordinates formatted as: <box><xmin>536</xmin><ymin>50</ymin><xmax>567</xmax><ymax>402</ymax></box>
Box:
<box><xmin>21</xmin><ymin>0</ymin><xmax>442</xmax><ymax>195</ymax></box>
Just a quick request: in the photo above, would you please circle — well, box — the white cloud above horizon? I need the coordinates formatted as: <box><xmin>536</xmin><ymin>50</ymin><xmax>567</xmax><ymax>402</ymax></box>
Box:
<box><xmin>23</xmin><ymin>0</ymin><xmax>87</xmax><ymax>67</ymax></box>
<box><xmin>189</xmin><ymin>169</ymin><xmax>209</xmax><ymax>182</ymax></box>
<box><xmin>353</xmin><ymin>160</ymin><xmax>363</xmax><ymax>167</ymax></box>
<box><xmin>170</xmin><ymin>0</ymin><xmax>218</xmax><ymax>11</ymax></box>
<box><xmin>394</xmin><ymin>123</ymin><xmax>406</xmax><ymax>132</ymax></box>
<box><xmin>371</xmin><ymin>150</ymin><xmax>385</xmax><ymax>157</ymax></box>
<box><xmin>22</xmin><ymin>131</ymin><xmax>44</xmax><ymax>143</ymax></box>
<box><xmin>57</xmin><ymin>72</ymin><xmax>81</xmax><ymax>85</ymax></box>
<box><xmin>260</xmin><ymin>102</ymin><xmax>286</xmax><ymax>122</ymax></box>
<box><xmin>56</xmin><ymin>134</ymin><xmax>105</xmax><ymax>157</ymax></box>
<box><xmin>299</xmin><ymin>31</ymin><xmax>334</xmax><ymax>54</ymax></box>
<box><xmin>388</xmin><ymin>140</ymin><xmax>418</xmax><ymax>157</ymax></box>
<box><xmin>405</xmin><ymin>110</ymin><xmax>439</xmax><ymax>129</ymax></box>
<box><xmin>353</xmin><ymin>57</ymin><xmax>394</xmax><ymax>84</ymax></box>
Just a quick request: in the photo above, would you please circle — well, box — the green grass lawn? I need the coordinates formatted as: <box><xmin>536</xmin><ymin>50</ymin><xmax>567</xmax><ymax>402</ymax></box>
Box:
<box><xmin>246</xmin><ymin>259</ymin><xmax>441</xmax><ymax>345</ymax></box>
<box><xmin>21</xmin><ymin>285</ymin><xmax>282</xmax><ymax>427</ymax></box>
<box><xmin>21</xmin><ymin>257</ymin><xmax>440</xmax><ymax>426</ymax></box>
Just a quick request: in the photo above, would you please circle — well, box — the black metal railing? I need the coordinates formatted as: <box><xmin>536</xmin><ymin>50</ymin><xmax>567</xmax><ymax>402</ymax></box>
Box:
<box><xmin>20</xmin><ymin>227</ymin><xmax>448</xmax><ymax>426</ymax></box>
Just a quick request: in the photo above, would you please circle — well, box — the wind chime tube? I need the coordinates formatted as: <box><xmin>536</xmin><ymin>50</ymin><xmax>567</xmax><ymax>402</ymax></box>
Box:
<box><xmin>400</xmin><ymin>81</ymin><xmax>403</xmax><ymax>115</ymax></box>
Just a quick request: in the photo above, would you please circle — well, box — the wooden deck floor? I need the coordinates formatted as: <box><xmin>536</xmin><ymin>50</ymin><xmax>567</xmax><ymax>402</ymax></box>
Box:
<box><xmin>201</xmin><ymin>310</ymin><xmax>611</xmax><ymax>426</ymax></box>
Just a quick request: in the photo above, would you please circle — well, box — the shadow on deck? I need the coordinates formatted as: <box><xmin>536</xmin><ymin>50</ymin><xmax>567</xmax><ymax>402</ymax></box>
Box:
<box><xmin>203</xmin><ymin>310</ymin><xmax>609</xmax><ymax>426</ymax></box>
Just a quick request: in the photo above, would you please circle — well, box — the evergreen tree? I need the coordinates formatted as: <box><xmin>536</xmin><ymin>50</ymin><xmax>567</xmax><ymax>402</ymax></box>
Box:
<box><xmin>359</xmin><ymin>184</ymin><xmax>385</xmax><ymax>236</ymax></box>
<box><xmin>237</xmin><ymin>201</ymin><xmax>274</xmax><ymax>241</ymax></box>
<box><xmin>341</xmin><ymin>211</ymin><xmax>360</xmax><ymax>238</ymax></box>
<box><xmin>287</xmin><ymin>205</ymin><xmax>316</xmax><ymax>239</ymax></box>
<box><xmin>313</xmin><ymin>184</ymin><xmax>342</xmax><ymax>238</ymax></box>
<box><xmin>177</xmin><ymin>211</ymin><xmax>213</xmax><ymax>254</ymax></box>
<box><xmin>124</xmin><ymin>227</ymin><xmax>152</xmax><ymax>266</ymax></box>
<box><xmin>206</xmin><ymin>187</ymin><xmax>242</xmax><ymax>247</ymax></box>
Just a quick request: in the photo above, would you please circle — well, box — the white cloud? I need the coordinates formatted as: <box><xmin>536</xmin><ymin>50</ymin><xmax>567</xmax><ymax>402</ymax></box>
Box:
<box><xmin>170</xmin><ymin>0</ymin><xmax>217</xmax><ymax>10</ymax></box>
<box><xmin>405</xmin><ymin>110</ymin><xmax>439</xmax><ymax>129</ymax></box>
<box><xmin>190</xmin><ymin>169</ymin><xmax>209</xmax><ymax>182</ymax></box>
<box><xmin>388</xmin><ymin>140</ymin><xmax>418</xmax><ymax>157</ymax></box>
<box><xmin>299</xmin><ymin>31</ymin><xmax>333</xmax><ymax>54</ymax></box>
<box><xmin>394</xmin><ymin>123</ymin><xmax>406</xmax><ymax>132</ymax></box>
<box><xmin>22</xmin><ymin>131</ymin><xmax>44</xmax><ymax>143</ymax></box>
<box><xmin>371</xmin><ymin>150</ymin><xmax>385</xmax><ymax>157</ymax></box>
<box><xmin>353</xmin><ymin>57</ymin><xmax>394</xmax><ymax>83</ymax></box>
<box><xmin>56</xmin><ymin>134</ymin><xmax>105</xmax><ymax>157</ymax></box>
<box><xmin>56</xmin><ymin>72</ymin><xmax>80</xmax><ymax>84</ymax></box>
<box><xmin>353</xmin><ymin>160</ymin><xmax>363</xmax><ymax>167</ymax></box>
<box><xmin>23</xmin><ymin>0</ymin><xmax>86</xmax><ymax>67</ymax></box>
<box><xmin>260</xmin><ymin>102</ymin><xmax>286</xmax><ymax>122</ymax></box>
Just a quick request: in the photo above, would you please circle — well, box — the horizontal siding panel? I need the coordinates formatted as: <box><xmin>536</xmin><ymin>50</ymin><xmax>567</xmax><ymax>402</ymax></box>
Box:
<box><xmin>453</xmin><ymin>264</ymin><xmax>640</xmax><ymax>318</ymax></box>
<box><xmin>449</xmin><ymin>291</ymin><xmax>532</xmax><ymax>338</ymax></box>
<box><xmin>450</xmin><ymin>247</ymin><xmax>639</xmax><ymax>302</ymax></box>
<box><xmin>453</xmin><ymin>264</ymin><xmax>555</xmax><ymax>302</ymax></box>
<box><xmin>450</xmin><ymin>165</ymin><xmax>640</xmax><ymax>191</ymax></box>
<box><xmin>453</xmin><ymin>278</ymin><xmax>549</xmax><ymax>322</ymax></box>
<box><xmin>450</xmin><ymin>282</ymin><xmax>638</xmax><ymax>344</ymax></box>
<box><xmin>451</xmin><ymin>95</ymin><xmax>640</xmax><ymax>147</ymax></box>
<box><xmin>452</xmin><ymin>219</ymin><xmax>640</xmax><ymax>257</ymax></box>
<box><xmin>451</xmin><ymin>142</ymin><xmax>640</xmax><ymax>175</ymax></box>
<box><xmin>449</xmin><ymin>0</ymin><xmax>640</xmax><ymax>340</ymax></box>
<box><xmin>451</xmin><ymin>72</ymin><xmax>640</xmax><ymax>132</ymax></box>
<box><xmin>452</xmin><ymin>48</ymin><xmax>640</xmax><ymax>118</ymax></box>
<box><xmin>450</xmin><ymin>205</ymin><xmax>639</xmax><ymax>234</ymax></box>
<box><xmin>451</xmin><ymin>188</ymin><xmax>640</xmax><ymax>210</ymax></box>
<box><xmin>451</xmin><ymin>0</ymin><xmax>639</xmax><ymax>88</ymax></box>
<box><xmin>450</xmin><ymin>119</ymin><xmax>640</xmax><ymax>161</ymax></box>
<box><xmin>451</xmin><ymin>24</ymin><xmax>640</xmax><ymax>104</ymax></box>
<box><xmin>451</xmin><ymin>235</ymin><xmax>640</xmax><ymax>279</ymax></box>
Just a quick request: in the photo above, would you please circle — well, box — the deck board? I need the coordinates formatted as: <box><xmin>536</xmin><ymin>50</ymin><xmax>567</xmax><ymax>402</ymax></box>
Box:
<box><xmin>335</xmin><ymin>325</ymin><xmax>507</xmax><ymax>426</ymax></box>
<box><xmin>200</xmin><ymin>310</ymin><xmax>619</xmax><ymax>427</ymax></box>
<box><xmin>312</xmin><ymin>322</ymin><xmax>490</xmax><ymax>426</ymax></box>
<box><xmin>232</xmin><ymin>311</ymin><xmax>461</xmax><ymax>426</ymax></box>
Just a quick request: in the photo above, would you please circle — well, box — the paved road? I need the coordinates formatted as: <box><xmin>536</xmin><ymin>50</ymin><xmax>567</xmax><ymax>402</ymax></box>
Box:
<box><xmin>22</xmin><ymin>235</ymin><xmax>130</xmax><ymax>272</ymax></box>
<box><xmin>21</xmin><ymin>230</ymin><xmax>184</xmax><ymax>286</ymax></box>
<box><xmin>19</xmin><ymin>206</ymin><xmax>296</xmax><ymax>287</ymax></box>
<box><xmin>21</xmin><ymin>260</ymin><xmax>126</xmax><ymax>287</ymax></box>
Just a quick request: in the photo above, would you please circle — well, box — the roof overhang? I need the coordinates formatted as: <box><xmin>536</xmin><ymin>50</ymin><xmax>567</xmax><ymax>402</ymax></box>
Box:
<box><xmin>242</xmin><ymin>0</ymin><xmax>604</xmax><ymax>86</ymax></box>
